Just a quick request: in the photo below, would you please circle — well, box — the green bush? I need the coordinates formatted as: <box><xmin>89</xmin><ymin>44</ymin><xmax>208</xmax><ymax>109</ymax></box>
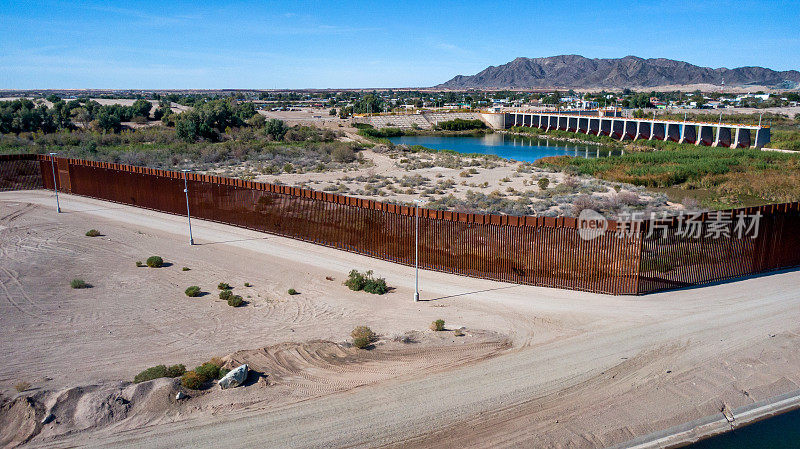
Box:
<box><xmin>352</xmin><ymin>336</ymin><xmax>372</xmax><ymax>349</ymax></box>
<box><xmin>537</xmin><ymin>177</ymin><xmax>550</xmax><ymax>190</ymax></box>
<box><xmin>358</xmin><ymin>127</ymin><xmax>403</xmax><ymax>139</ymax></box>
<box><xmin>436</xmin><ymin>118</ymin><xmax>486</xmax><ymax>131</ymax></box>
<box><xmin>430</xmin><ymin>319</ymin><xmax>445</xmax><ymax>331</ymax></box>
<box><xmin>195</xmin><ymin>362</ymin><xmax>221</xmax><ymax>380</ymax></box>
<box><xmin>219</xmin><ymin>289</ymin><xmax>233</xmax><ymax>300</ymax></box>
<box><xmin>70</xmin><ymin>279</ymin><xmax>88</xmax><ymax>289</ymax></box>
<box><xmin>227</xmin><ymin>295</ymin><xmax>244</xmax><ymax>307</ymax></box>
<box><xmin>136</xmin><ymin>261</ymin><xmax>144</xmax><ymax>267</ymax></box>
<box><xmin>244</xmin><ymin>282</ymin><xmax>251</xmax><ymax>287</ymax></box>
<box><xmin>85</xmin><ymin>229</ymin><xmax>101</xmax><ymax>237</ymax></box>
<box><xmin>180</xmin><ymin>371</ymin><xmax>203</xmax><ymax>390</ymax></box>
<box><xmin>217</xmin><ymin>282</ymin><xmax>231</xmax><ymax>290</ymax></box>
<box><xmin>182</xmin><ymin>267</ymin><xmax>190</xmax><ymax>271</ymax></box>
<box><xmin>364</xmin><ymin>277</ymin><xmax>388</xmax><ymax>295</ymax></box>
<box><xmin>134</xmin><ymin>364</ymin><xmax>186</xmax><ymax>383</ymax></box>
<box><xmin>185</xmin><ymin>286</ymin><xmax>201</xmax><ymax>297</ymax></box>
<box><xmin>166</xmin><ymin>364</ymin><xmax>187</xmax><ymax>377</ymax></box>
<box><xmin>454</xmin><ymin>328</ymin><xmax>465</xmax><ymax>337</ymax></box>
<box><xmin>146</xmin><ymin>256</ymin><xmax>164</xmax><ymax>268</ymax></box>
<box><xmin>351</xmin><ymin>326</ymin><xmax>376</xmax><ymax>349</ymax></box>
<box><xmin>287</xmin><ymin>288</ymin><xmax>298</xmax><ymax>295</ymax></box>
<box><xmin>345</xmin><ymin>270</ymin><xmax>388</xmax><ymax>295</ymax></box>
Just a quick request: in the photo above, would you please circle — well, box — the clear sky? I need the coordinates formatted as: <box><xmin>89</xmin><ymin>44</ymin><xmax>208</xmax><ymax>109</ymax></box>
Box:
<box><xmin>1</xmin><ymin>0</ymin><xmax>798</xmax><ymax>89</ymax></box>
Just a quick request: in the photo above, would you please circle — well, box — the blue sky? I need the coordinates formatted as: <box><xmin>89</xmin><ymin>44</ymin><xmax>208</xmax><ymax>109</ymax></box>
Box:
<box><xmin>1</xmin><ymin>0</ymin><xmax>798</xmax><ymax>89</ymax></box>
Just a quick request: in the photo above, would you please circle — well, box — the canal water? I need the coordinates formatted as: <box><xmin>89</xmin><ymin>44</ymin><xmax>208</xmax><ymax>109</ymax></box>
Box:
<box><xmin>683</xmin><ymin>407</ymin><xmax>800</xmax><ymax>448</ymax></box>
<box><xmin>388</xmin><ymin>133</ymin><xmax>618</xmax><ymax>163</ymax></box>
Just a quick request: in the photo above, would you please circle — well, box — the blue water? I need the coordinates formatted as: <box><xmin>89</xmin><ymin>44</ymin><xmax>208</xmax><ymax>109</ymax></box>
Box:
<box><xmin>388</xmin><ymin>133</ymin><xmax>617</xmax><ymax>163</ymax></box>
<box><xmin>684</xmin><ymin>408</ymin><xmax>800</xmax><ymax>448</ymax></box>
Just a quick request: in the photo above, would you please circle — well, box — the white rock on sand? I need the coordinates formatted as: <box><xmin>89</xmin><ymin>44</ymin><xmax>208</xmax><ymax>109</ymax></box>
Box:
<box><xmin>218</xmin><ymin>365</ymin><xmax>248</xmax><ymax>389</ymax></box>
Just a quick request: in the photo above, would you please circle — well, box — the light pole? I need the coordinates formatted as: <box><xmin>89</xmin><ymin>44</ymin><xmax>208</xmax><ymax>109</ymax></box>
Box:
<box><xmin>413</xmin><ymin>199</ymin><xmax>424</xmax><ymax>302</ymax></box>
<box><xmin>181</xmin><ymin>169</ymin><xmax>194</xmax><ymax>245</ymax></box>
<box><xmin>48</xmin><ymin>152</ymin><xmax>61</xmax><ymax>213</ymax></box>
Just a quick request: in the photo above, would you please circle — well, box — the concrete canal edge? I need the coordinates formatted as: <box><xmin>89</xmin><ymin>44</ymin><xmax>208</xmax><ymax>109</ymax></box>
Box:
<box><xmin>610</xmin><ymin>388</ymin><xmax>800</xmax><ymax>448</ymax></box>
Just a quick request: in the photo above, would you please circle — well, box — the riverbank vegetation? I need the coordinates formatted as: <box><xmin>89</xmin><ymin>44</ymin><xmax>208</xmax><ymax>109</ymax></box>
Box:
<box><xmin>356</xmin><ymin>122</ymin><xmax>489</xmax><ymax>140</ymax></box>
<box><xmin>0</xmin><ymin>118</ymin><xmax>368</xmax><ymax>175</ymax></box>
<box><xmin>435</xmin><ymin>118</ymin><xmax>486</xmax><ymax>131</ymax></box>
<box><xmin>536</xmin><ymin>147</ymin><xmax>800</xmax><ymax>207</ymax></box>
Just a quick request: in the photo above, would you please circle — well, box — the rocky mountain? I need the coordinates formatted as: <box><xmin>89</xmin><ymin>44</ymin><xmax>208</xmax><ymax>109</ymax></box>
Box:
<box><xmin>438</xmin><ymin>55</ymin><xmax>800</xmax><ymax>89</ymax></box>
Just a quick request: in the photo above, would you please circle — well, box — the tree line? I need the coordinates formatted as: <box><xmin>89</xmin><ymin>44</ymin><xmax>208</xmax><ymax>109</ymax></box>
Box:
<box><xmin>0</xmin><ymin>97</ymin><xmax>156</xmax><ymax>134</ymax></box>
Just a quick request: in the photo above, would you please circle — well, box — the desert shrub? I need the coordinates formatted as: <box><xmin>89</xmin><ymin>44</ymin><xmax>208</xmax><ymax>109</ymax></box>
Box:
<box><xmin>166</xmin><ymin>364</ymin><xmax>187</xmax><ymax>377</ymax></box>
<box><xmin>454</xmin><ymin>328</ymin><xmax>465</xmax><ymax>337</ymax></box>
<box><xmin>571</xmin><ymin>194</ymin><xmax>599</xmax><ymax>217</ymax></box>
<box><xmin>345</xmin><ymin>270</ymin><xmax>366</xmax><ymax>291</ymax></box>
<box><xmin>392</xmin><ymin>333</ymin><xmax>418</xmax><ymax>344</ymax></box>
<box><xmin>217</xmin><ymin>282</ymin><xmax>231</xmax><ymax>290</ymax></box>
<box><xmin>136</xmin><ymin>261</ymin><xmax>144</xmax><ymax>267</ymax></box>
<box><xmin>287</xmin><ymin>288</ymin><xmax>298</xmax><ymax>295</ymax></box>
<box><xmin>538</xmin><ymin>177</ymin><xmax>550</xmax><ymax>190</ymax></box>
<box><xmin>185</xmin><ymin>286</ymin><xmax>201</xmax><ymax>297</ymax></box>
<box><xmin>364</xmin><ymin>276</ymin><xmax>388</xmax><ymax>294</ymax></box>
<box><xmin>134</xmin><ymin>364</ymin><xmax>186</xmax><ymax>383</ymax></box>
<box><xmin>195</xmin><ymin>362</ymin><xmax>222</xmax><ymax>380</ymax></box>
<box><xmin>70</xmin><ymin>279</ymin><xmax>88</xmax><ymax>289</ymax></box>
<box><xmin>244</xmin><ymin>282</ymin><xmax>251</xmax><ymax>287</ymax></box>
<box><xmin>352</xmin><ymin>336</ymin><xmax>371</xmax><ymax>349</ymax></box>
<box><xmin>227</xmin><ymin>295</ymin><xmax>243</xmax><ymax>307</ymax></box>
<box><xmin>85</xmin><ymin>229</ymin><xmax>101</xmax><ymax>237</ymax></box>
<box><xmin>331</xmin><ymin>146</ymin><xmax>356</xmax><ymax>163</ymax></box>
<box><xmin>180</xmin><ymin>371</ymin><xmax>203</xmax><ymax>390</ymax></box>
<box><xmin>146</xmin><ymin>256</ymin><xmax>163</xmax><ymax>268</ymax></box>
<box><xmin>351</xmin><ymin>326</ymin><xmax>376</xmax><ymax>349</ymax></box>
<box><xmin>345</xmin><ymin>269</ymin><xmax>388</xmax><ymax>294</ymax></box>
<box><xmin>430</xmin><ymin>319</ymin><xmax>445</xmax><ymax>331</ymax></box>
<box><xmin>182</xmin><ymin>267</ymin><xmax>190</xmax><ymax>271</ymax></box>
<box><xmin>219</xmin><ymin>289</ymin><xmax>233</xmax><ymax>300</ymax></box>
<box><xmin>14</xmin><ymin>382</ymin><xmax>30</xmax><ymax>392</ymax></box>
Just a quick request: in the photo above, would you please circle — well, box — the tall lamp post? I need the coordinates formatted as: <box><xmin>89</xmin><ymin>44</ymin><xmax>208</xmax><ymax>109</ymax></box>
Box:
<box><xmin>413</xmin><ymin>199</ymin><xmax>424</xmax><ymax>302</ymax></box>
<box><xmin>181</xmin><ymin>169</ymin><xmax>194</xmax><ymax>245</ymax></box>
<box><xmin>48</xmin><ymin>152</ymin><xmax>61</xmax><ymax>213</ymax></box>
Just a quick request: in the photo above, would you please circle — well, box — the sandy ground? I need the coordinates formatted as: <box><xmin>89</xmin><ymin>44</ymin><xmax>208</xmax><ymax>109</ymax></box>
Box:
<box><xmin>1</xmin><ymin>191</ymin><xmax>799</xmax><ymax>448</ymax></box>
<box><xmin>258</xmin><ymin>108</ymin><xmax>350</xmax><ymax>130</ymax></box>
<box><xmin>209</xmin><ymin>145</ymin><xmax>676</xmax><ymax>219</ymax></box>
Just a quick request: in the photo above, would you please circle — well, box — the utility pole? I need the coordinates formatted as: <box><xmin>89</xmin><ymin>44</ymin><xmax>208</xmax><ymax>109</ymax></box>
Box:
<box><xmin>182</xmin><ymin>169</ymin><xmax>194</xmax><ymax>245</ymax></box>
<box><xmin>48</xmin><ymin>152</ymin><xmax>61</xmax><ymax>213</ymax></box>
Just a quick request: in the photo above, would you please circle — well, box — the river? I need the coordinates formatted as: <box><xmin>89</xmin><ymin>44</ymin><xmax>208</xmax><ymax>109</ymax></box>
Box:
<box><xmin>388</xmin><ymin>133</ymin><xmax>618</xmax><ymax>163</ymax></box>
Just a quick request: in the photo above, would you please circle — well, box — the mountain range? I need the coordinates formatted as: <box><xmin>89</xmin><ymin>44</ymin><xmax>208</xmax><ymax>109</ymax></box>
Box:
<box><xmin>437</xmin><ymin>55</ymin><xmax>800</xmax><ymax>89</ymax></box>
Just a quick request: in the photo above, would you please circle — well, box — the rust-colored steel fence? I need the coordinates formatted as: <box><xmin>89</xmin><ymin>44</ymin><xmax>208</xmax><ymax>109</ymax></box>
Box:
<box><xmin>2</xmin><ymin>154</ymin><xmax>798</xmax><ymax>295</ymax></box>
<box><xmin>637</xmin><ymin>204</ymin><xmax>800</xmax><ymax>292</ymax></box>
<box><xmin>0</xmin><ymin>154</ymin><xmax>43</xmax><ymax>191</ymax></box>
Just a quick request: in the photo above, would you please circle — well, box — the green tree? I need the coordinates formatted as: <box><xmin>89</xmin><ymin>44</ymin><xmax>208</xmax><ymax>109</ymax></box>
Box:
<box><xmin>265</xmin><ymin>119</ymin><xmax>288</xmax><ymax>140</ymax></box>
<box><xmin>131</xmin><ymin>99</ymin><xmax>152</xmax><ymax>118</ymax></box>
<box><xmin>96</xmin><ymin>111</ymin><xmax>121</xmax><ymax>132</ymax></box>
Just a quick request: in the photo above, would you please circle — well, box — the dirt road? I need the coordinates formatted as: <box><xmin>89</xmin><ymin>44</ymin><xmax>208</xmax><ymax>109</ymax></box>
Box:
<box><xmin>2</xmin><ymin>191</ymin><xmax>798</xmax><ymax>448</ymax></box>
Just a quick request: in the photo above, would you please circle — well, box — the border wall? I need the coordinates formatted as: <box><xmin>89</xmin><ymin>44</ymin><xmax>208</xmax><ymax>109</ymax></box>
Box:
<box><xmin>2</xmin><ymin>154</ymin><xmax>799</xmax><ymax>295</ymax></box>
